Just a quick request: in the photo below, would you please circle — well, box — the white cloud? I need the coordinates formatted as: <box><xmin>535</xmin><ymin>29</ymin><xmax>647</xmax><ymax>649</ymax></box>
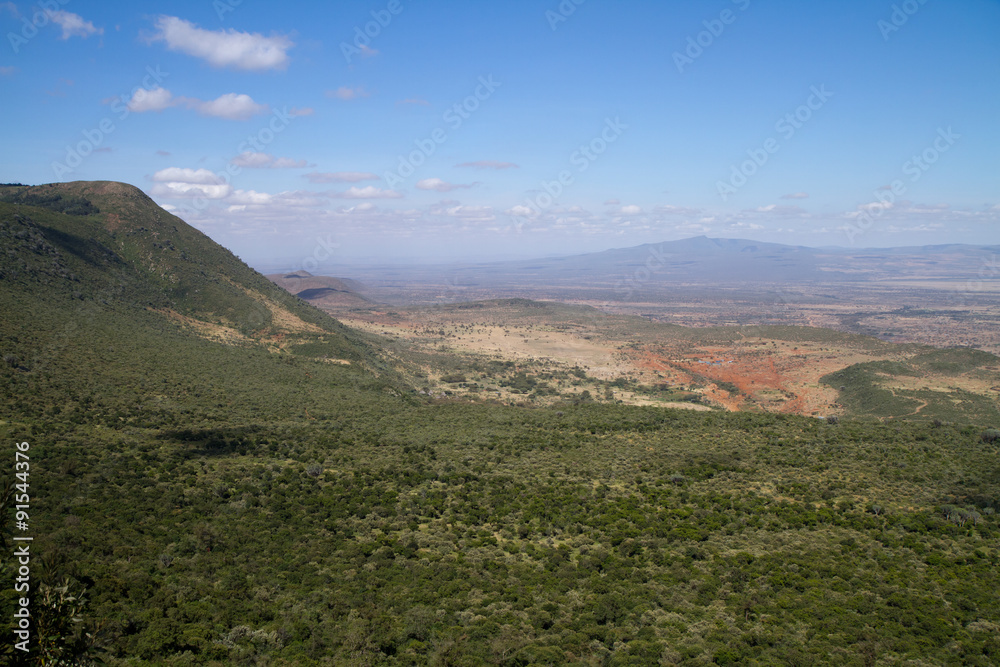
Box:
<box><xmin>124</xmin><ymin>88</ymin><xmax>267</xmax><ymax>120</ymax></box>
<box><xmin>305</xmin><ymin>172</ymin><xmax>379</xmax><ymax>184</ymax></box>
<box><xmin>327</xmin><ymin>86</ymin><xmax>369</xmax><ymax>101</ymax></box>
<box><xmin>230</xmin><ymin>152</ymin><xmax>273</xmax><ymax>168</ymax></box>
<box><xmin>47</xmin><ymin>10</ymin><xmax>102</xmax><ymax>39</ymax></box>
<box><xmin>231</xmin><ymin>152</ymin><xmax>310</xmax><ymax>169</ymax></box>
<box><xmin>151</xmin><ymin>167</ymin><xmax>223</xmax><ymax>185</ymax></box>
<box><xmin>289</xmin><ymin>107</ymin><xmax>314</xmax><ymax>117</ymax></box>
<box><xmin>227</xmin><ymin>190</ymin><xmax>274</xmax><ymax>205</ymax></box>
<box><xmin>754</xmin><ymin>204</ymin><xmax>809</xmax><ymax>216</ymax></box>
<box><xmin>429</xmin><ymin>202</ymin><xmax>495</xmax><ymax>222</ymax></box>
<box><xmin>855</xmin><ymin>201</ymin><xmax>895</xmax><ymax>214</ymax></box>
<box><xmin>193</xmin><ymin>93</ymin><xmax>267</xmax><ymax>120</ymax></box>
<box><xmin>620</xmin><ymin>205</ymin><xmax>642</xmax><ymax>215</ymax></box>
<box><xmin>329</xmin><ymin>186</ymin><xmax>403</xmax><ymax>199</ymax></box>
<box><xmin>126</xmin><ymin>86</ymin><xmax>176</xmax><ymax>113</ymax></box>
<box><xmin>150</xmin><ymin>16</ymin><xmax>292</xmax><ymax>71</ymax></box>
<box><xmin>150</xmin><ymin>182</ymin><xmax>232</xmax><ymax>199</ymax></box>
<box><xmin>416</xmin><ymin>178</ymin><xmax>474</xmax><ymax>193</ymax></box>
<box><xmin>359</xmin><ymin>44</ymin><xmax>379</xmax><ymax>58</ymax></box>
<box><xmin>456</xmin><ymin>160</ymin><xmax>518</xmax><ymax>170</ymax></box>
<box><xmin>507</xmin><ymin>205</ymin><xmax>536</xmax><ymax>218</ymax></box>
<box><xmin>780</xmin><ymin>192</ymin><xmax>809</xmax><ymax>200</ymax></box>
<box><xmin>150</xmin><ymin>168</ymin><xmax>231</xmax><ymax>200</ymax></box>
<box><xmin>653</xmin><ymin>204</ymin><xmax>701</xmax><ymax>216</ymax></box>
<box><xmin>271</xmin><ymin>157</ymin><xmax>310</xmax><ymax>168</ymax></box>
<box><xmin>753</xmin><ymin>204</ymin><xmax>807</xmax><ymax>215</ymax></box>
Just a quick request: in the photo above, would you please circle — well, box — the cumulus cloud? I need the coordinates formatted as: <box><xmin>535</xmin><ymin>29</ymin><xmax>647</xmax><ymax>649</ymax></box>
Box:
<box><xmin>456</xmin><ymin>160</ymin><xmax>518</xmax><ymax>170</ymax></box>
<box><xmin>619</xmin><ymin>205</ymin><xmax>642</xmax><ymax>215</ymax></box>
<box><xmin>150</xmin><ymin>167</ymin><xmax>231</xmax><ymax>199</ymax></box>
<box><xmin>124</xmin><ymin>87</ymin><xmax>268</xmax><ymax>120</ymax></box>
<box><xmin>126</xmin><ymin>86</ymin><xmax>176</xmax><ymax>113</ymax></box>
<box><xmin>48</xmin><ymin>10</ymin><xmax>102</xmax><ymax>39</ymax></box>
<box><xmin>152</xmin><ymin>167</ymin><xmax>221</xmax><ymax>185</ymax></box>
<box><xmin>231</xmin><ymin>152</ymin><xmax>311</xmax><ymax>169</ymax></box>
<box><xmin>288</xmin><ymin>107</ymin><xmax>314</xmax><ymax>117</ymax></box>
<box><xmin>506</xmin><ymin>204</ymin><xmax>537</xmax><ymax>218</ymax></box>
<box><xmin>150</xmin><ymin>16</ymin><xmax>292</xmax><ymax>71</ymax></box>
<box><xmin>780</xmin><ymin>192</ymin><xmax>809</xmax><ymax>200</ymax></box>
<box><xmin>653</xmin><ymin>204</ymin><xmax>701</xmax><ymax>216</ymax></box>
<box><xmin>754</xmin><ymin>204</ymin><xmax>808</xmax><ymax>215</ymax></box>
<box><xmin>416</xmin><ymin>178</ymin><xmax>474</xmax><ymax>193</ymax></box>
<box><xmin>193</xmin><ymin>92</ymin><xmax>267</xmax><ymax>120</ymax></box>
<box><xmin>854</xmin><ymin>201</ymin><xmax>895</xmax><ymax>214</ymax></box>
<box><xmin>305</xmin><ymin>172</ymin><xmax>379</xmax><ymax>183</ymax></box>
<box><xmin>429</xmin><ymin>203</ymin><xmax>495</xmax><ymax>222</ymax></box>
<box><xmin>327</xmin><ymin>86</ymin><xmax>369</xmax><ymax>101</ymax></box>
<box><xmin>328</xmin><ymin>186</ymin><xmax>403</xmax><ymax>199</ymax></box>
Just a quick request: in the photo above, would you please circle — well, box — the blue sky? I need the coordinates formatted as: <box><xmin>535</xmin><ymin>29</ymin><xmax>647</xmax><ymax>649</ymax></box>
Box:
<box><xmin>2</xmin><ymin>0</ymin><xmax>999</xmax><ymax>269</ymax></box>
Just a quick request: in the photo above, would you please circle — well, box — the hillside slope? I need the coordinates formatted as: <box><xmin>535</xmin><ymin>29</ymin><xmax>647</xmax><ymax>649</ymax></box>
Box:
<box><xmin>0</xmin><ymin>182</ymin><xmax>409</xmax><ymax>427</ymax></box>
<box><xmin>0</xmin><ymin>182</ymin><xmax>364</xmax><ymax>340</ymax></box>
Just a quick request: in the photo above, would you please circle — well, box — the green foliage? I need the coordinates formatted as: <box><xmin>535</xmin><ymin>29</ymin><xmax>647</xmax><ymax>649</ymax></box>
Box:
<box><xmin>3</xmin><ymin>182</ymin><xmax>1000</xmax><ymax>664</ymax></box>
<box><xmin>0</xmin><ymin>187</ymin><xmax>100</xmax><ymax>216</ymax></box>
<box><xmin>822</xmin><ymin>353</ymin><xmax>1000</xmax><ymax>424</ymax></box>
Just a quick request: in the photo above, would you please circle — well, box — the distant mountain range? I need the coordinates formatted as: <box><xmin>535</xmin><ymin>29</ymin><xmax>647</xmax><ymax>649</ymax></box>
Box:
<box><xmin>344</xmin><ymin>235</ymin><xmax>1000</xmax><ymax>292</ymax></box>
<box><xmin>483</xmin><ymin>236</ymin><xmax>1000</xmax><ymax>283</ymax></box>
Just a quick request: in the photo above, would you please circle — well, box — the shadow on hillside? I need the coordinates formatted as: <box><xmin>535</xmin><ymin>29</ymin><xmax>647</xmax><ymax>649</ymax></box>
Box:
<box><xmin>41</xmin><ymin>224</ymin><xmax>121</xmax><ymax>269</ymax></box>
<box><xmin>157</xmin><ymin>425</ymin><xmax>265</xmax><ymax>456</ymax></box>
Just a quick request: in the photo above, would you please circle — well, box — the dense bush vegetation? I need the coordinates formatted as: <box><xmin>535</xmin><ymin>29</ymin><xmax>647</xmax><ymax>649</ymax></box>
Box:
<box><xmin>2</xmin><ymin>190</ymin><xmax>1000</xmax><ymax>664</ymax></box>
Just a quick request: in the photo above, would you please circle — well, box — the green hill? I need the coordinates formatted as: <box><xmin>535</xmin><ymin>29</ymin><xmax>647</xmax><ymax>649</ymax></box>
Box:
<box><xmin>1</xmin><ymin>182</ymin><xmax>1000</xmax><ymax>665</ymax></box>
<box><xmin>0</xmin><ymin>181</ymin><xmax>363</xmax><ymax>340</ymax></box>
<box><xmin>822</xmin><ymin>348</ymin><xmax>1000</xmax><ymax>423</ymax></box>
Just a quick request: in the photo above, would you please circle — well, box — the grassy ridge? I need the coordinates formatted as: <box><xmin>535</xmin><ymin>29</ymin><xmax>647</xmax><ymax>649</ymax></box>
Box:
<box><xmin>823</xmin><ymin>349</ymin><xmax>1000</xmax><ymax>424</ymax></box>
